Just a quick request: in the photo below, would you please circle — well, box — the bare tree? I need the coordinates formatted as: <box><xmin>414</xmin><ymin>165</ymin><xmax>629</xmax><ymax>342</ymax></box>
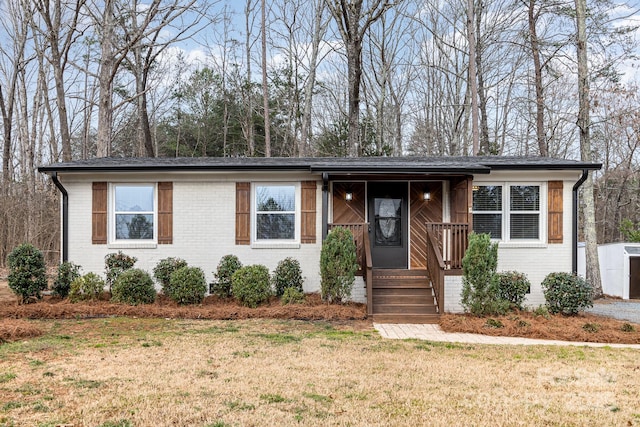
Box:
<box><xmin>325</xmin><ymin>0</ymin><xmax>393</xmax><ymax>156</ymax></box>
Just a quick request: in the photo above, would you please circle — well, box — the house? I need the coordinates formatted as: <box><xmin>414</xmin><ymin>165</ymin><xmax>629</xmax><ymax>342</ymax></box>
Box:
<box><xmin>39</xmin><ymin>156</ymin><xmax>601</xmax><ymax>322</ymax></box>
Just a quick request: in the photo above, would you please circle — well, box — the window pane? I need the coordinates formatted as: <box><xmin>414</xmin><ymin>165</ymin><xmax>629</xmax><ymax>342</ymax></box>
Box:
<box><xmin>473</xmin><ymin>186</ymin><xmax>502</xmax><ymax>211</ymax></box>
<box><xmin>473</xmin><ymin>213</ymin><xmax>502</xmax><ymax>239</ymax></box>
<box><xmin>256</xmin><ymin>186</ymin><xmax>295</xmax><ymax>212</ymax></box>
<box><xmin>510</xmin><ymin>214</ymin><xmax>539</xmax><ymax>239</ymax></box>
<box><xmin>116</xmin><ymin>186</ymin><xmax>154</xmax><ymax>211</ymax></box>
<box><xmin>116</xmin><ymin>214</ymin><xmax>154</xmax><ymax>239</ymax></box>
<box><xmin>257</xmin><ymin>213</ymin><xmax>295</xmax><ymax>239</ymax></box>
<box><xmin>374</xmin><ymin>198</ymin><xmax>402</xmax><ymax>246</ymax></box>
<box><xmin>510</xmin><ymin>186</ymin><xmax>539</xmax><ymax>211</ymax></box>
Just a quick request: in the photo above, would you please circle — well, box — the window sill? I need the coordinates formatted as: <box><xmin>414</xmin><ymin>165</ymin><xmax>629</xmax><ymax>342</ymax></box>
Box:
<box><xmin>107</xmin><ymin>242</ymin><xmax>158</xmax><ymax>249</ymax></box>
<box><xmin>251</xmin><ymin>242</ymin><xmax>301</xmax><ymax>249</ymax></box>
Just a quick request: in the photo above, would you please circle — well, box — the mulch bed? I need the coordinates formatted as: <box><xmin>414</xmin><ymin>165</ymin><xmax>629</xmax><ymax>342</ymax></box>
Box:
<box><xmin>0</xmin><ymin>293</ymin><xmax>367</xmax><ymax>322</ymax></box>
<box><xmin>440</xmin><ymin>311</ymin><xmax>640</xmax><ymax>344</ymax></box>
<box><xmin>0</xmin><ymin>319</ymin><xmax>44</xmax><ymax>342</ymax></box>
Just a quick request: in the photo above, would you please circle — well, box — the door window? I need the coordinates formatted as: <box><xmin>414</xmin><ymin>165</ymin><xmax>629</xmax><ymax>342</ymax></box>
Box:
<box><xmin>374</xmin><ymin>197</ymin><xmax>402</xmax><ymax>246</ymax></box>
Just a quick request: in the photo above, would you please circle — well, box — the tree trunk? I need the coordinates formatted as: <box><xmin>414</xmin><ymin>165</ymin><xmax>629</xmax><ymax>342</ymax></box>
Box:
<box><xmin>261</xmin><ymin>0</ymin><xmax>271</xmax><ymax>157</ymax></box>
<box><xmin>96</xmin><ymin>0</ymin><xmax>115</xmax><ymax>158</ymax></box>
<box><xmin>575</xmin><ymin>0</ymin><xmax>602</xmax><ymax>297</ymax></box>
<box><xmin>466</xmin><ymin>0</ymin><xmax>479</xmax><ymax>155</ymax></box>
<box><xmin>528</xmin><ymin>0</ymin><xmax>547</xmax><ymax>156</ymax></box>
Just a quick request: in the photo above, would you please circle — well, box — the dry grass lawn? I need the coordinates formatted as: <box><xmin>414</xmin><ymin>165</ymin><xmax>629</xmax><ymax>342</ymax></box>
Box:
<box><xmin>1</xmin><ymin>317</ymin><xmax>639</xmax><ymax>427</ymax></box>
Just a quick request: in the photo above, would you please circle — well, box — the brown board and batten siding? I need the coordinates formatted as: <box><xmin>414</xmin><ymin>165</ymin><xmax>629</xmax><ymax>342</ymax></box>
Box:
<box><xmin>331</xmin><ymin>182</ymin><xmax>365</xmax><ymax>223</ymax></box>
<box><xmin>92</xmin><ymin>181</ymin><xmax>173</xmax><ymax>244</ymax></box>
<box><xmin>410</xmin><ymin>182</ymin><xmax>443</xmax><ymax>269</ymax></box>
<box><xmin>235</xmin><ymin>181</ymin><xmax>317</xmax><ymax>245</ymax></box>
<box><xmin>92</xmin><ymin>182</ymin><xmax>108</xmax><ymax>244</ymax></box>
<box><xmin>547</xmin><ymin>180</ymin><xmax>563</xmax><ymax>244</ymax></box>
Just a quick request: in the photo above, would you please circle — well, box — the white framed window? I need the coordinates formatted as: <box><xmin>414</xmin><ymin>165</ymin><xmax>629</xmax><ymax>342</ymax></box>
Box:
<box><xmin>111</xmin><ymin>184</ymin><xmax>156</xmax><ymax>242</ymax></box>
<box><xmin>473</xmin><ymin>183</ymin><xmax>543</xmax><ymax>242</ymax></box>
<box><xmin>253</xmin><ymin>184</ymin><xmax>298</xmax><ymax>242</ymax></box>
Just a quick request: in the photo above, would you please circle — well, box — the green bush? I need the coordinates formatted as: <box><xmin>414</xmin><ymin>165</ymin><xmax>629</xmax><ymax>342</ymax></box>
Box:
<box><xmin>105</xmin><ymin>251</ymin><xmax>137</xmax><ymax>292</ymax></box>
<box><xmin>461</xmin><ymin>233</ymin><xmax>509</xmax><ymax>315</ymax></box>
<box><xmin>541</xmin><ymin>272</ymin><xmax>593</xmax><ymax>315</ymax></box>
<box><xmin>153</xmin><ymin>257</ymin><xmax>188</xmax><ymax>295</ymax></box>
<box><xmin>495</xmin><ymin>271</ymin><xmax>530</xmax><ymax>310</ymax></box>
<box><xmin>272</xmin><ymin>257</ymin><xmax>304</xmax><ymax>297</ymax></box>
<box><xmin>231</xmin><ymin>265</ymin><xmax>272</xmax><ymax>308</ymax></box>
<box><xmin>53</xmin><ymin>261</ymin><xmax>81</xmax><ymax>298</ymax></box>
<box><xmin>7</xmin><ymin>243</ymin><xmax>48</xmax><ymax>304</ymax></box>
<box><xmin>69</xmin><ymin>273</ymin><xmax>105</xmax><ymax>303</ymax></box>
<box><xmin>211</xmin><ymin>255</ymin><xmax>242</xmax><ymax>298</ymax></box>
<box><xmin>281</xmin><ymin>287</ymin><xmax>305</xmax><ymax>305</ymax></box>
<box><xmin>320</xmin><ymin>227</ymin><xmax>358</xmax><ymax>303</ymax></box>
<box><xmin>111</xmin><ymin>269</ymin><xmax>156</xmax><ymax>305</ymax></box>
<box><xmin>168</xmin><ymin>266</ymin><xmax>207</xmax><ymax>305</ymax></box>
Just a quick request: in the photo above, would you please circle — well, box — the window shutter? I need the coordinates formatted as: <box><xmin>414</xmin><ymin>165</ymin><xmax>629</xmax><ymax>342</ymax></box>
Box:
<box><xmin>547</xmin><ymin>181</ymin><xmax>563</xmax><ymax>244</ymax></box>
<box><xmin>236</xmin><ymin>182</ymin><xmax>251</xmax><ymax>245</ymax></box>
<box><xmin>158</xmin><ymin>182</ymin><xmax>173</xmax><ymax>244</ymax></box>
<box><xmin>301</xmin><ymin>181</ymin><xmax>317</xmax><ymax>244</ymax></box>
<box><xmin>92</xmin><ymin>182</ymin><xmax>107</xmax><ymax>244</ymax></box>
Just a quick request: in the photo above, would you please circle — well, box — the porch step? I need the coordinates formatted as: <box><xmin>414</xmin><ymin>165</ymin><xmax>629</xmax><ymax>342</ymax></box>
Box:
<box><xmin>370</xmin><ymin>268</ymin><xmax>439</xmax><ymax>323</ymax></box>
<box><xmin>372</xmin><ymin>313</ymin><xmax>440</xmax><ymax>324</ymax></box>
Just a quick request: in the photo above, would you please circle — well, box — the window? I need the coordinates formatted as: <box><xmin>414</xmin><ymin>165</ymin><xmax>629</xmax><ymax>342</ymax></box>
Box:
<box><xmin>473</xmin><ymin>184</ymin><xmax>542</xmax><ymax>242</ymax></box>
<box><xmin>113</xmin><ymin>184</ymin><xmax>155</xmax><ymax>241</ymax></box>
<box><xmin>255</xmin><ymin>184</ymin><xmax>296</xmax><ymax>241</ymax></box>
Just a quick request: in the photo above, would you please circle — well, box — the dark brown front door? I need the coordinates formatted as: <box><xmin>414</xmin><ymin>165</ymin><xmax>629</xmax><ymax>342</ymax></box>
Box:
<box><xmin>630</xmin><ymin>257</ymin><xmax>640</xmax><ymax>299</ymax></box>
<box><xmin>368</xmin><ymin>182</ymin><xmax>408</xmax><ymax>268</ymax></box>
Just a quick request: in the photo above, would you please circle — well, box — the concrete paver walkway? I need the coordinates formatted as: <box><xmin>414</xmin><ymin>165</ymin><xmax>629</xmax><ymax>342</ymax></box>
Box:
<box><xmin>373</xmin><ymin>323</ymin><xmax>640</xmax><ymax>349</ymax></box>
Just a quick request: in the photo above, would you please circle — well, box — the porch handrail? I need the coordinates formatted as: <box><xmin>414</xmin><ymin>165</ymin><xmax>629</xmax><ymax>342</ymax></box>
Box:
<box><xmin>426</xmin><ymin>231</ymin><xmax>445</xmax><ymax>314</ymax></box>
<box><xmin>363</xmin><ymin>225</ymin><xmax>373</xmax><ymax>316</ymax></box>
<box><xmin>425</xmin><ymin>223</ymin><xmax>469</xmax><ymax>270</ymax></box>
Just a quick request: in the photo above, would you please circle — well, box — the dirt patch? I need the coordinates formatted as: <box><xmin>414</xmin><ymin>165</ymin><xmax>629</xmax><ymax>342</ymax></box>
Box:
<box><xmin>440</xmin><ymin>311</ymin><xmax>640</xmax><ymax>344</ymax></box>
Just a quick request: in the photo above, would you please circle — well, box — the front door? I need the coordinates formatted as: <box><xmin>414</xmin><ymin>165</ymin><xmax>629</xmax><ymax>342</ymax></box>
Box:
<box><xmin>368</xmin><ymin>182</ymin><xmax>408</xmax><ymax>268</ymax></box>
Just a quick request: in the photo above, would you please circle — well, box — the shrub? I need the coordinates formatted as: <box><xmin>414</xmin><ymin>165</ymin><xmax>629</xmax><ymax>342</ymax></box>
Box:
<box><xmin>541</xmin><ymin>272</ymin><xmax>593</xmax><ymax>315</ymax></box>
<box><xmin>533</xmin><ymin>305</ymin><xmax>550</xmax><ymax>319</ymax></box>
<box><xmin>168</xmin><ymin>266</ymin><xmax>207</xmax><ymax>305</ymax></box>
<box><xmin>231</xmin><ymin>265</ymin><xmax>272</xmax><ymax>308</ymax></box>
<box><xmin>105</xmin><ymin>251</ymin><xmax>137</xmax><ymax>292</ymax></box>
<box><xmin>621</xmin><ymin>323</ymin><xmax>636</xmax><ymax>332</ymax></box>
<box><xmin>495</xmin><ymin>271</ymin><xmax>530</xmax><ymax>310</ymax></box>
<box><xmin>320</xmin><ymin>227</ymin><xmax>358</xmax><ymax>303</ymax></box>
<box><xmin>7</xmin><ymin>243</ymin><xmax>48</xmax><ymax>304</ymax></box>
<box><xmin>153</xmin><ymin>257</ymin><xmax>188</xmax><ymax>295</ymax></box>
<box><xmin>461</xmin><ymin>233</ymin><xmax>509</xmax><ymax>315</ymax></box>
<box><xmin>111</xmin><ymin>269</ymin><xmax>156</xmax><ymax>305</ymax></box>
<box><xmin>53</xmin><ymin>261</ymin><xmax>81</xmax><ymax>298</ymax></box>
<box><xmin>69</xmin><ymin>273</ymin><xmax>105</xmax><ymax>302</ymax></box>
<box><xmin>211</xmin><ymin>255</ymin><xmax>242</xmax><ymax>298</ymax></box>
<box><xmin>272</xmin><ymin>257</ymin><xmax>304</xmax><ymax>297</ymax></box>
<box><xmin>281</xmin><ymin>287</ymin><xmax>305</xmax><ymax>305</ymax></box>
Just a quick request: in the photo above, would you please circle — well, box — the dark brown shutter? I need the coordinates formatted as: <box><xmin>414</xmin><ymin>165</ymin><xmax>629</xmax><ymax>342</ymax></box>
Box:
<box><xmin>548</xmin><ymin>180</ymin><xmax>563</xmax><ymax>244</ymax></box>
<box><xmin>92</xmin><ymin>182</ymin><xmax>108</xmax><ymax>244</ymax></box>
<box><xmin>236</xmin><ymin>182</ymin><xmax>251</xmax><ymax>245</ymax></box>
<box><xmin>301</xmin><ymin>181</ymin><xmax>317</xmax><ymax>244</ymax></box>
<box><xmin>158</xmin><ymin>182</ymin><xmax>173</xmax><ymax>244</ymax></box>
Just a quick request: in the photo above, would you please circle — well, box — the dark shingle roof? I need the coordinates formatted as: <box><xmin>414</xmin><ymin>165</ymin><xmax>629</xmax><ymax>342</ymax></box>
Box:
<box><xmin>38</xmin><ymin>156</ymin><xmax>601</xmax><ymax>175</ymax></box>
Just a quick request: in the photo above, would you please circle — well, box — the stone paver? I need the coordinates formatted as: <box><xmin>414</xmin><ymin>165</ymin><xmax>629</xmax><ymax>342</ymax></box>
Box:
<box><xmin>373</xmin><ymin>323</ymin><xmax>640</xmax><ymax>349</ymax></box>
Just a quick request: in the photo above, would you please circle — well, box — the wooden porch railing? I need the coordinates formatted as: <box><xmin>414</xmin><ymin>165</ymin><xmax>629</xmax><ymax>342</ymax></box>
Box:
<box><xmin>328</xmin><ymin>223</ymin><xmax>366</xmax><ymax>273</ymax></box>
<box><xmin>426</xmin><ymin>231</ymin><xmax>445</xmax><ymax>314</ymax></box>
<box><xmin>425</xmin><ymin>223</ymin><xmax>469</xmax><ymax>270</ymax></box>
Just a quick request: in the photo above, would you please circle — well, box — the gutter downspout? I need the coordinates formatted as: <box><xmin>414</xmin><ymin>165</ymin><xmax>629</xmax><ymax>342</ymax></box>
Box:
<box><xmin>50</xmin><ymin>172</ymin><xmax>68</xmax><ymax>262</ymax></box>
<box><xmin>572</xmin><ymin>169</ymin><xmax>589</xmax><ymax>273</ymax></box>
<box><xmin>322</xmin><ymin>173</ymin><xmax>329</xmax><ymax>240</ymax></box>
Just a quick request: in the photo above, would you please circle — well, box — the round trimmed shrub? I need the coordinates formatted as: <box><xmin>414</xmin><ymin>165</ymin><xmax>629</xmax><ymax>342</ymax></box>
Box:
<box><xmin>542</xmin><ymin>272</ymin><xmax>593</xmax><ymax>315</ymax></box>
<box><xmin>69</xmin><ymin>273</ymin><xmax>105</xmax><ymax>303</ymax></box>
<box><xmin>153</xmin><ymin>257</ymin><xmax>188</xmax><ymax>295</ymax></box>
<box><xmin>111</xmin><ymin>268</ymin><xmax>157</xmax><ymax>305</ymax></box>
<box><xmin>211</xmin><ymin>255</ymin><xmax>242</xmax><ymax>298</ymax></box>
<box><xmin>496</xmin><ymin>271</ymin><xmax>530</xmax><ymax>310</ymax></box>
<box><xmin>272</xmin><ymin>257</ymin><xmax>303</xmax><ymax>297</ymax></box>
<box><xmin>168</xmin><ymin>266</ymin><xmax>207</xmax><ymax>305</ymax></box>
<box><xmin>53</xmin><ymin>261</ymin><xmax>81</xmax><ymax>298</ymax></box>
<box><xmin>281</xmin><ymin>286</ymin><xmax>305</xmax><ymax>305</ymax></box>
<box><xmin>320</xmin><ymin>227</ymin><xmax>358</xmax><ymax>303</ymax></box>
<box><xmin>231</xmin><ymin>265</ymin><xmax>272</xmax><ymax>308</ymax></box>
<box><xmin>105</xmin><ymin>251</ymin><xmax>137</xmax><ymax>292</ymax></box>
<box><xmin>7</xmin><ymin>243</ymin><xmax>48</xmax><ymax>304</ymax></box>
